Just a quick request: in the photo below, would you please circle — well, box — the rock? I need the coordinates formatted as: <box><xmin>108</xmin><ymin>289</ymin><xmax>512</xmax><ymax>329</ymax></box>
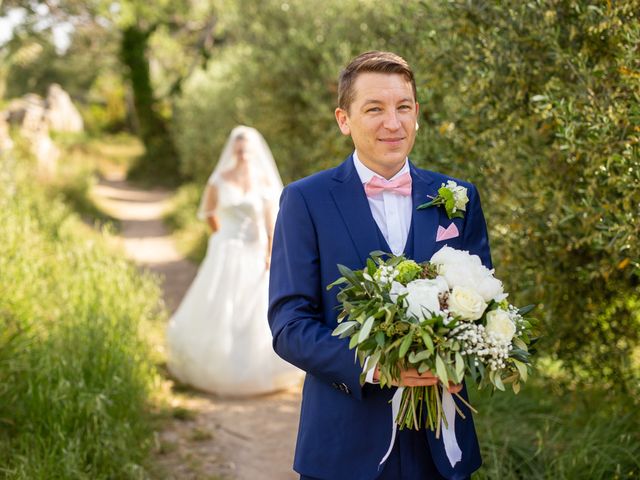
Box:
<box><xmin>2</xmin><ymin>84</ymin><xmax>83</xmax><ymax>174</ymax></box>
<box><xmin>0</xmin><ymin>112</ymin><xmax>13</xmax><ymax>154</ymax></box>
<box><xmin>5</xmin><ymin>93</ymin><xmax>59</xmax><ymax>174</ymax></box>
<box><xmin>46</xmin><ymin>83</ymin><xmax>84</xmax><ymax>133</ymax></box>
<box><xmin>6</xmin><ymin>94</ymin><xmax>47</xmax><ymax>131</ymax></box>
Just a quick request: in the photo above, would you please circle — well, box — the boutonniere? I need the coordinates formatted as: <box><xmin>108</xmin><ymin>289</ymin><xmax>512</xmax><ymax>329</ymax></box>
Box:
<box><xmin>417</xmin><ymin>180</ymin><xmax>469</xmax><ymax>219</ymax></box>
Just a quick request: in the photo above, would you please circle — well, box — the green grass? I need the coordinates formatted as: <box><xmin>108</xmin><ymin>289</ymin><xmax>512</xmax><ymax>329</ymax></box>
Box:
<box><xmin>0</xmin><ymin>153</ymin><xmax>165</xmax><ymax>479</ymax></box>
<box><xmin>471</xmin><ymin>377</ymin><xmax>640</xmax><ymax>479</ymax></box>
<box><xmin>52</xmin><ymin>131</ymin><xmax>145</xmax><ymax>175</ymax></box>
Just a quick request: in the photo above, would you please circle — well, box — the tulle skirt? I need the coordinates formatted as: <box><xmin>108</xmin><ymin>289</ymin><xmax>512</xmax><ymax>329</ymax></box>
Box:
<box><xmin>166</xmin><ymin>233</ymin><xmax>302</xmax><ymax>395</ymax></box>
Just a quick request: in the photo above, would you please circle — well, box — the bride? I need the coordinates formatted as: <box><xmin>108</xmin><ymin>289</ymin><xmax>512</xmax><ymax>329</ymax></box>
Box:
<box><xmin>166</xmin><ymin>126</ymin><xmax>302</xmax><ymax>396</ymax></box>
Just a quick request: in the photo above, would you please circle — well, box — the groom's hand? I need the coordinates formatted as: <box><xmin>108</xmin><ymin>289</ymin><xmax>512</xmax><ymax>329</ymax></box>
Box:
<box><xmin>398</xmin><ymin>368</ymin><xmax>439</xmax><ymax>387</ymax></box>
<box><xmin>445</xmin><ymin>381</ymin><xmax>463</xmax><ymax>394</ymax></box>
<box><xmin>373</xmin><ymin>366</ymin><xmax>439</xmax><ymax>387</ymax></box>
<box><xmin>373</xmin><ymin>366</ymin><xmax>463</xmax><ymax>391</ymax></box>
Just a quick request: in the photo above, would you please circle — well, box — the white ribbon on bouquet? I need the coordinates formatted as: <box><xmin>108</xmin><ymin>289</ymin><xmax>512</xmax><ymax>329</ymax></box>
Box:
<box><xmin>379</xmin><ymin>387</ymin><xmax>462</xmax><ymax>468</ymax></box>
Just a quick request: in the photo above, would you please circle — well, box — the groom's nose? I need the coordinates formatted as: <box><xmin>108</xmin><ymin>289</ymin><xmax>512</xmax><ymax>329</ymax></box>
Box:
<box><xmin>382</xmin><ymin>111</ymin><xmax>401</xmax><ymax>131</ymax></box>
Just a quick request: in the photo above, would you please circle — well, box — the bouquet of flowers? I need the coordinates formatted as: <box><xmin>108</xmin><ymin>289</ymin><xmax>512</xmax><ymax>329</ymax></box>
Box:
<box><xmin>329</xmin><ymin>247</ymin><xmax>536</xmax><ymax>436</ymax></box>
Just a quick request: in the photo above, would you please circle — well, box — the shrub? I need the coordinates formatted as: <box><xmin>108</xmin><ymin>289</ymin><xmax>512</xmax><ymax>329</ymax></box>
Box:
<box><xmin>174</xmin><ymin>0</ymin><xmax>640</xmax><ymax>388</ymax></box>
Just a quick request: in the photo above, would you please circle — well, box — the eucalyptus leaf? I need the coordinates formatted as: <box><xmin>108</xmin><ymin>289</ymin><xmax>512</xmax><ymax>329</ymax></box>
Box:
<box><xmin>326</xmin><ymin>276</ymin><xmax>347</xmax><ymax>290</ymax></box>
<box><xmin>512</xmin><ymin>359</ymin><xmax>528</xmax><ymax>382</ymax></box>
<box><xmin>418</xmin><ymin>362</ymin><xmax>432</xmax><ymax>374</ymax></box>
<box><xmin>367</xmin><ymin>350</ymin><xmax>381</xmax><ymax>373</ymax></box>
<box><xmin>408</xmin><ymin>349</ymin><xmax>432</xmax><ymax>363</ymax></box>
<box><xmin>422</xmin><ymin>333</ymin><xmax>435</xmax><ymax>354</ymax></box>
<box><xmin>518</xmin><ymin>304</ymin><xmax>536</xmax><ymax>316</ymax></box>
<box><xmin>399</xmin><ymin>333</ymin><xmax>413</xmax><ymax>358</ymax></box>
<box><xmin>455</xmin><ymin>352</ymin><xmax>465</xmax><ymax>381</ymax></box>
<box><xmin>332</xmin><ymin>321</ymin><xmax>358</xmax><ymax>337</ymax></box>
<box><xmin>357</xmin><ymin>316</ymin><xmax>375</xmax><ymax>344</ymax></box>
<box><xmin>366</xmin><ymin>258</ymin><xmax>377</xmax><ymax>275</ymax></box>
<box><xmin>435</xmin><ymin>355</ymin><xmax>448</xmax><ymax>385</ymax></box>
<box><xmin>338</xmin><ymin>264</ymin><xmax>360</xmax><ymax>286</ymax></box>
<box><xmin>513</xmin><ymin>337</ymin><xmax>527</xmax><ymax>350</ymax></box>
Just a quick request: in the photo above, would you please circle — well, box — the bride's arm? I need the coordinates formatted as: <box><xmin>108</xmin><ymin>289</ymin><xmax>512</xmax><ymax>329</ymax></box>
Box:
<box><xmin>202</xmin><ymin>184</ymin><xmax>220</xmax><ymax>233</ymax></box>
<box><xmin>264</xmin><ymin>199</ymin><xmax>276</xmax><ymax>269</ymax></box>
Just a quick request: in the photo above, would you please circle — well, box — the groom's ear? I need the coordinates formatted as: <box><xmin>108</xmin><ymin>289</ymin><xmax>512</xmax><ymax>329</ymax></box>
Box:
<box><xmin>335</xmin><ymin>108</ymin><xmax>351</xmax><ymax>136</ymax></box>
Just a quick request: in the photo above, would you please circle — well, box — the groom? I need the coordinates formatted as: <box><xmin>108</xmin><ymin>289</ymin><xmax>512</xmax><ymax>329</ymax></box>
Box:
<box><xmin>268</xmin><ymin>51</ymin><xmax>491</xmax><ymax>480</ymax></box>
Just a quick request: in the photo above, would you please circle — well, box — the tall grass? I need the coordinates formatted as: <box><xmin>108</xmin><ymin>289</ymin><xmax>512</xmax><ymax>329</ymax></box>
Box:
<box><xmin>0</xmin><ymin>153</ymin><xmax>164</xmax><ymax>479</ymax></box>
<box><xmin>471</xmin><ymin>378</ymin><xmax>640</xmax><ymax>479</ymax></box>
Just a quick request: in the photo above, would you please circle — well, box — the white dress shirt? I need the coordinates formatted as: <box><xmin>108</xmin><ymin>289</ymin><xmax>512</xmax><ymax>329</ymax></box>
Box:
<box><xmin>353</xmin><ymin>151</ymin><xmax>413</xmax><ymax>255</ymax></box>
<box><xmin>353</xmin><ymin>151</ymin><xmax>413</xmax><ymax>383</ymax></box>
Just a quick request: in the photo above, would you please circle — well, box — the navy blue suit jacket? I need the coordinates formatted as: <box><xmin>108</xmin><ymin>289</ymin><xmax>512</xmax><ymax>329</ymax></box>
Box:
<box><xmin>268</xmin><ymin>156</ymin><xmax>491</xmax><ymax>480</ymax></box>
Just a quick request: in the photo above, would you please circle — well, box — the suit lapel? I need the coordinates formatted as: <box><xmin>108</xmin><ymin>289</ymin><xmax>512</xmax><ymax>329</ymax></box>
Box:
<box><xmin>410</xmin><ymin>162</ymin><xmax>440</xmax><ymax>263</ymax></box>
<box><xmin>330</xmin><ymin>157</ymin><xmax>385</xmax><ymax>266</ymax></box>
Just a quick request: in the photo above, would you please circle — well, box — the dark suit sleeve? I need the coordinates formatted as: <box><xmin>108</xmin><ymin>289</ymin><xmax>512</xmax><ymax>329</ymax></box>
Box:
<box><xmin>461</xmin><ymin>183</ymin><xmax>493</xmax><ymax>269</ymax></box>
<box><xmin>268</xmin><ymin>185</ymin><xmax>365</xmax><ymax>400</ymax></box>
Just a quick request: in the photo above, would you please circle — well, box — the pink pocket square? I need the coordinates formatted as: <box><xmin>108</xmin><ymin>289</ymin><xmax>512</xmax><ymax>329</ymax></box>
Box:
<box><xmin>436</xmin><ymin>223</ymin><xmax>460</xmax><ymax>242</ymax></box>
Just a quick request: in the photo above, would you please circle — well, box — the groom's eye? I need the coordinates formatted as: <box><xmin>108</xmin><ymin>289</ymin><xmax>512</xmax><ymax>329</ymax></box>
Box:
<box><xmin>366</xmin><ymin>107</ymin><xmax>382</xmax><ymax>113</ymax></box>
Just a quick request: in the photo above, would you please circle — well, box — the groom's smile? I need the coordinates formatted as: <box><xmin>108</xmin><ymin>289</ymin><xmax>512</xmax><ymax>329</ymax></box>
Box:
<box><xmin>379</xmin><ymin>136</ymin><xmax>406</xmax><ymax>146</ymax></box>
<box><xmin>335</xmin><ymin>72</ymin><xmax>419</xmax><ymax>179</ymax></box>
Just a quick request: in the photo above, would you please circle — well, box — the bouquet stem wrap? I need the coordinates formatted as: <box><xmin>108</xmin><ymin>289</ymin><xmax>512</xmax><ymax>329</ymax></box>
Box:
<box><xmin>380</xmin><ymin>386</ymin><xmax>462</xmax><ymax>467</ymax></box>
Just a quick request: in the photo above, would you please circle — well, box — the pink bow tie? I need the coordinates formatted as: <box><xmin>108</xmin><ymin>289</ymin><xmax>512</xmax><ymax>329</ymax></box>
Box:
<box><xmin>364</xmin><ymin>172</ymin><xmax>412</xmax><ymax>197</ymax></box>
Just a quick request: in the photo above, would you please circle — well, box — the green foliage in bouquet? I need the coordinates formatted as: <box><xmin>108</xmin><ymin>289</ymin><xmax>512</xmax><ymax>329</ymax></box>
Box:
<box><xmin>329</xmin><ymin>250</ymin><xmax>538</xmax><ymax>433</ymax></box>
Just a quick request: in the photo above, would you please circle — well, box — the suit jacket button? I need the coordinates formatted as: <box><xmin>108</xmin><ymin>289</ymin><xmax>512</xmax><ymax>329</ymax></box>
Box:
<box><xmin>340</xmin><ymin>383</ymin><xmax>351</xmax><ymax>395</ymax></box>
<box><xmin>331</xmin><ymin>382</ymin><xmax>339</xmax><ymax>389</ymax></box>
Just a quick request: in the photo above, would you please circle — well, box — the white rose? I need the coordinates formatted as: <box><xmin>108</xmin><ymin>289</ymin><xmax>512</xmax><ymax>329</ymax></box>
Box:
<box><xmin>389</xmin><ymin>281</ymin><xmax>408</xmax><ymax>304</ymax></box>
<box><xmin>431</xmin><ymin>246</ymin><xmax>504</xmax><ymax>302</ymax></box>
<box><xmin>485</xmin><ymin>309</ymin><xmax>516</xmax><ymax>343</ymax></box>
<box><xmin>404</xmin><ymin>279</ymin><xmax>442</xmax><ymax>319</ymax></box>
<box><xmin>475</xmin><ymin>274</ymin><xmax>504</xmax><ymax>303</ymax></box>
<box><xmin>432</xmin><ymin>276</ymin><xmax>450</xmax><ymax>294</ymax></box>
<box><xmin>431</xmin><ymin>246</ymin><xmax>470</xmax><ymax>266</ymax></box>
<box><xmin>447</xmin><ymin>286</ymin><xmax>487</xmax><ymax>321</ymax></box>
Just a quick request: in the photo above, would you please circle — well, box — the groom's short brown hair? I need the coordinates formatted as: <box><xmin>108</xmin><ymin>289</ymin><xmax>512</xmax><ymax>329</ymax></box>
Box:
<box><xmin>337</xmin><ymin>51</ymin><xmax>417</xmax><ymax>112</ymax></box>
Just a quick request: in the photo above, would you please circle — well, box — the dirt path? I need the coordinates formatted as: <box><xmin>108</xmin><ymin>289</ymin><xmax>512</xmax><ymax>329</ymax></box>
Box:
<box><xmin>92</xmin><ymin>173</ymin><xmax>301</xmax><ymax>480</ymax></box>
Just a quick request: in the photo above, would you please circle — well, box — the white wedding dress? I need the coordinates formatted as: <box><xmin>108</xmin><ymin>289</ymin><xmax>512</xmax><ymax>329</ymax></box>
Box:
<box><xmin>166</xmin><ymin>179</ymin><xmax>302</xmax><ymax>395</ymax></box>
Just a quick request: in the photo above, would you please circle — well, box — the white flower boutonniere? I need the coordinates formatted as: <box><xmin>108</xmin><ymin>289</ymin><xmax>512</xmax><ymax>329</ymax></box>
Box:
<box><xmin>417</xmin><ymin>180</ymin><xmax>469</xmax><ymax>219</ymax></box>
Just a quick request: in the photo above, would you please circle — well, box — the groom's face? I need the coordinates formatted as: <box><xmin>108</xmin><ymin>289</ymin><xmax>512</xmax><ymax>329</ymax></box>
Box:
<box><xmin>335</xmin><ymin>72</ymin><xmax>419</xmax><ymax>179</ymax></box>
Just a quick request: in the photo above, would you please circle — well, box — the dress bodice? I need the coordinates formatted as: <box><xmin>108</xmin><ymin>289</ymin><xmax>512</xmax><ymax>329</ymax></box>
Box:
<box><xmin>215</xmin><ymin>180</ymin><xmax>266</xmax><ymax>244</ymax></box>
